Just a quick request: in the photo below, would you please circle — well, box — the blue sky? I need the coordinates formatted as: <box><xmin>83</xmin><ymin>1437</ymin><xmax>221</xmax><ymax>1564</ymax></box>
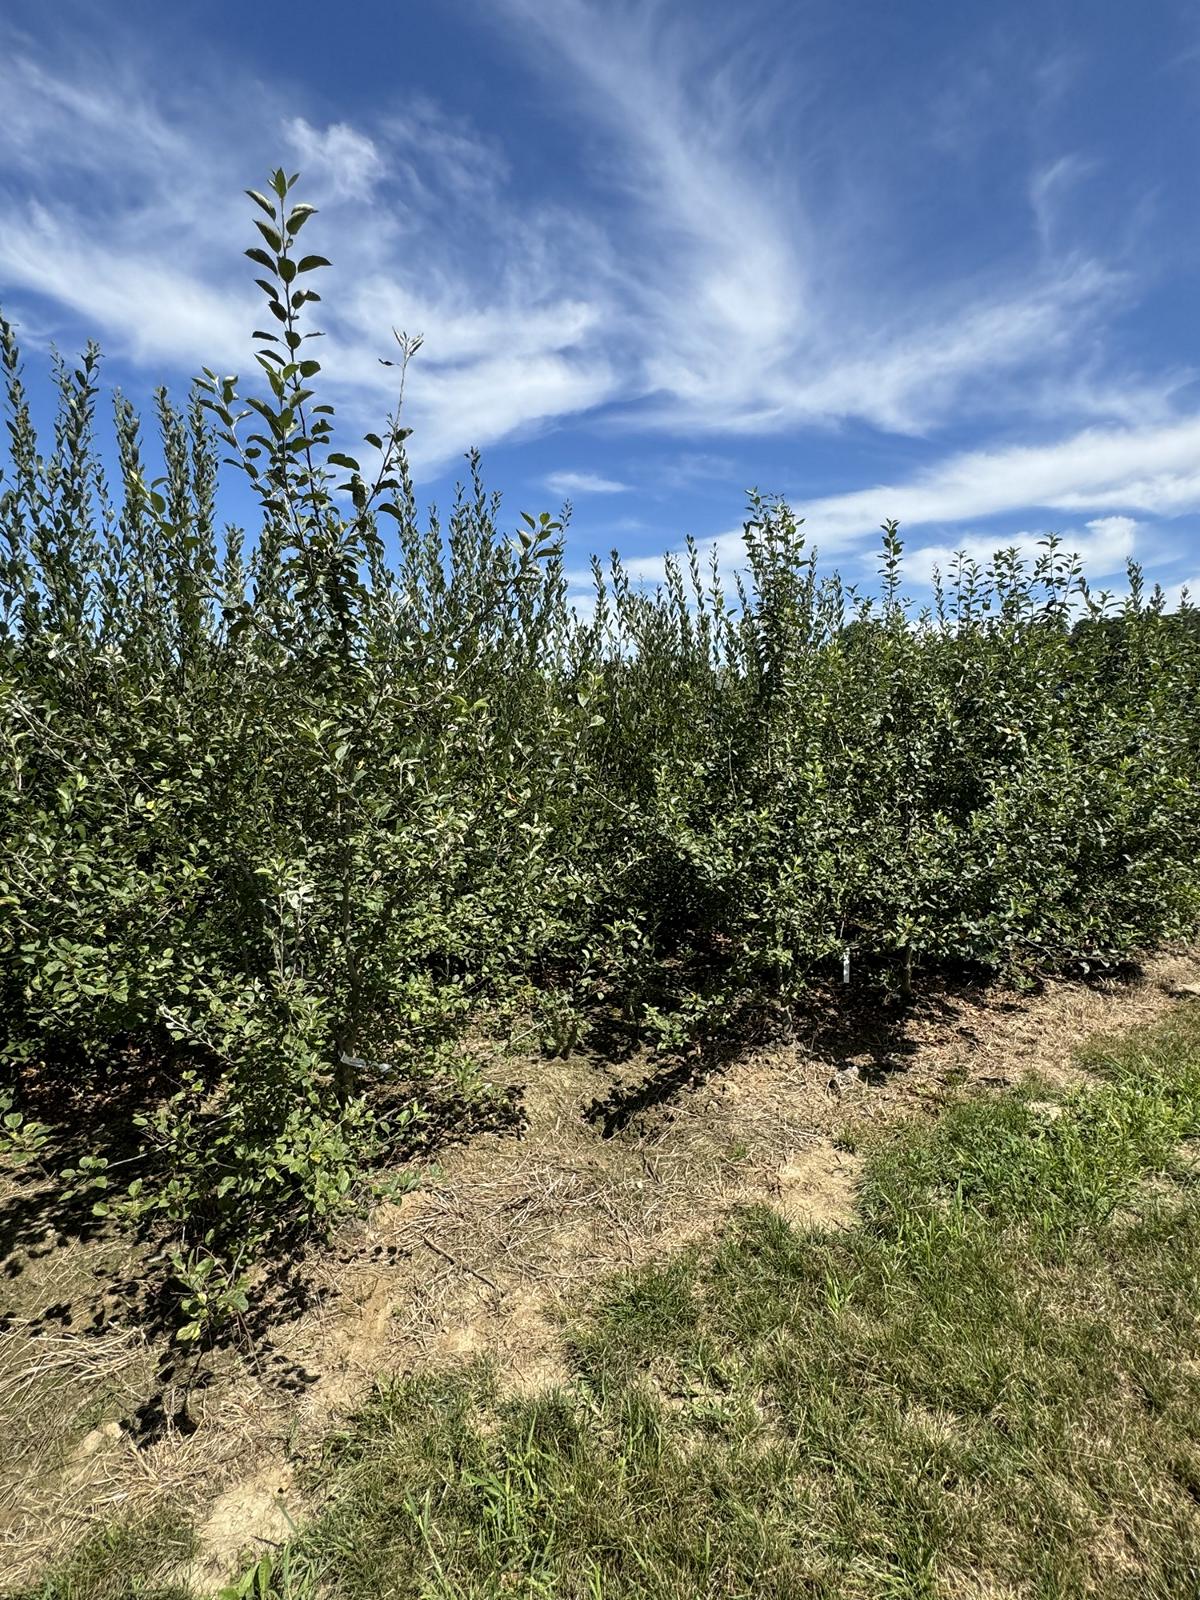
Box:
<box><xmin>1</xmin><ymin>0</ymin><xmax>1199</xmax><ymax>607</ymax></box>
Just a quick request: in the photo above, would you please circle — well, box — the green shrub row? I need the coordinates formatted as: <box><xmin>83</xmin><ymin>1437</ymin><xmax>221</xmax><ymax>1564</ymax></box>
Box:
<box><xmin>3</xmin><ymin>172</ymin><xmax>1198</xmax><ymax>1329</ymax></box>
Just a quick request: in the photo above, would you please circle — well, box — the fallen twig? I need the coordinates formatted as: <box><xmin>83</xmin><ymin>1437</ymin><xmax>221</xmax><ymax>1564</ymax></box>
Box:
<box><xmin>419</xmin><ymin>1235</ymin><xmax>502</xmax><ymax>1297</ymax></box>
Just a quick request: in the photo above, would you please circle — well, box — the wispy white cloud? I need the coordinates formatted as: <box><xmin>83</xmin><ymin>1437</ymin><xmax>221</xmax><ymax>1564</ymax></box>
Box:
<box><xmin>544</xmin><ymin>470</ymin><xmax>630</xmax><ymax>495</ymax></box>
<box><xmin>1029</xmin><ymin>153</ymin><xmax>1098</xmax><ymax>252</ymax></box>
<box><xmin>485</xmin><ymin>0</ymin><xmax>1144</xmax><ymax>440</ymax></box>
<box><xmin>652</xmin><ymin>452</ymin><xmax>739</xmax><ymax>491</ymax></box>
<box><xmin>0</xmin><ymin>199</ymin><xmax>253</xmax><ymax>368</ymax></box>
<box><xmin>788</xmin><ymin>417</ymin><xmax>1200</xmax><ymax>554</ymax></box>
<box><xmin>0</xmin><ymin>31</ymin><xmax>621</xmax><ymax>471</ymax></box>
<box><xmin>284</xmin><ymin>118</ymin><xmax>387</xmax><ymax>199</ymax></box>
<box><xmin>1</xmin><ymin>3</ymin><xmax>1163</xmax><ymax>473</ymax></box>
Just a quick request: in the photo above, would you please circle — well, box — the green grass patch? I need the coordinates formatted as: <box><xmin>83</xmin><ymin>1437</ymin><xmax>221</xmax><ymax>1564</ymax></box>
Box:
<box><xmin>261</xmin><ymin>1004</ymin><xmax>1200</xmax><ymax>1598</ymax></box>
<box><xmin>11</xmin><ymin>1506</ymin><xmax>196</xmax><ymax>1600</ymax></box>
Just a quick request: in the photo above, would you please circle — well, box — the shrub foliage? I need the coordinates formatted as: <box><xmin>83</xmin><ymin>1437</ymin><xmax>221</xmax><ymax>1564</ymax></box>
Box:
<box><xmin>2</xmin><ymin>172</ymin><xmax>1198</xmax><ymax>1329</ymax></box>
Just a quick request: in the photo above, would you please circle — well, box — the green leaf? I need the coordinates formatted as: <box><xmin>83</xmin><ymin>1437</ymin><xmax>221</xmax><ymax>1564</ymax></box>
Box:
<box><xmin>286</xmin><ymin>204</ymin><xmax>318</xmax><ymax>236</ymax></box>
<box><xmin>245</xmin><ymin>397</ymin><xmax>282</xmax><ymax>435</ymax></box>
<box><xmin>297</xmin><ymin>255</ymin><xmax>331</xmax><ymax>273</ymax></box>
<box><xmin>254</xmin><ymin>219</ymin><xmax>283</xmax><ymax>253</ymax></box>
